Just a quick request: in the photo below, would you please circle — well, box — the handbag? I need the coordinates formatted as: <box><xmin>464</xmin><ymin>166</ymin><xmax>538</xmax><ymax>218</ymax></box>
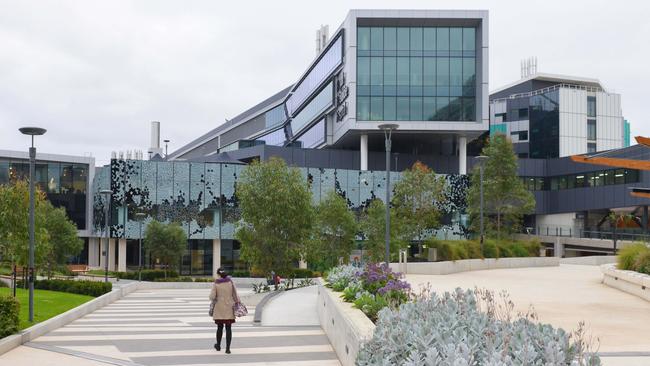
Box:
<box><xmin>208</xmin><ymin>299</ymin><xmax>216</xmax><ymax>317</ymax></box>
<box><xmin>231</xmin><ymin>282</ymin><xmax>248</xmax><ymax>317</ymax></box>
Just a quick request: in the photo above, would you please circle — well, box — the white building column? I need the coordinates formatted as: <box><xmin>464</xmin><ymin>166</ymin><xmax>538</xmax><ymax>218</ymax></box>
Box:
<box><xmin>360</xmin><ymin>134</ymin><xmax>368</xmax><ymax>171</ymax></box>
<box><xmin>99</xmin><ymin>238</ymin><xmax>107</xmax><ymax>269</ymax></box>
<box><xmin>88</xmin><ymin>238</ymin><xmax>99</xmax><ymax>267</ymax></box>
<box><xmin>108</xmin><ymin>238</ymin><xmax>117</xmax><ymax>272</ymax></box>
<box><xmin>118</xmin><ymin>238</ymin><xmax>127</xmax><ymax>272</ymax></box>
<box><xmin>212</xmin><ymin>239</ymin><xmax>221</xmax><ymax>278</ymax></box>
<box><xmin>299</xmin><ymin>259</ymin><xmax>308</xmax><ymax>269</ymax></box>
<box><xmin>458</xmin><ymin>136</ymin><xmax>467</xmax><ymax>175</ymax></box>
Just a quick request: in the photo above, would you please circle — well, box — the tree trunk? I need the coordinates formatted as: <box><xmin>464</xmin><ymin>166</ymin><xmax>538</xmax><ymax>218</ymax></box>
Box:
<box><xmin>497</xmin><ymin>212</ymin><xmax>501</xmax><ymax>241</ymax></box>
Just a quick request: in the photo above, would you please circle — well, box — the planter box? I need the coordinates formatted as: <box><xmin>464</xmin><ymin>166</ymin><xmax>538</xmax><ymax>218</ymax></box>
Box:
<box><xmin>601</xmin><ymin>264</ymin><xmax>650</xmax><ymax>302</ymax></box>
<box><xmin>390</xmin><ymin>257</ymin><xmax>559</xmax><ymax>275</ymax></box>
<box><xmin>316</xmin><ymin>279</ymin><xmax>375</xmax><ymax>366</ymax></box>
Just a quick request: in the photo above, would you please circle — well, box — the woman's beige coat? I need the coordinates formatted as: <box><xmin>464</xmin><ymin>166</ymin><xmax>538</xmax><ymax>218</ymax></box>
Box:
<box><xmin>209</xmin><ymin>280</ymin><xmax>239</xmax><ymax>320</ymax></box>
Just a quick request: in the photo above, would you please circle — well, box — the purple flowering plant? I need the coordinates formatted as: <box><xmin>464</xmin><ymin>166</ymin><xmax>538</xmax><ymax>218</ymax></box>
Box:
<box><xmin>359</xmin><ymin>263</ymin><xmax>409</xmax><ymax>298</ymax></box>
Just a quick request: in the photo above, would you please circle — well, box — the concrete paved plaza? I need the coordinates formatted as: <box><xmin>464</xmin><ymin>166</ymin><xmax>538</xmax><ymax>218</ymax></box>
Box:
<box><xmin>406</xmin><ymin>264</ymin><xmax>650</xmax><ymax>365</ymax></box>
<box><xmin>0</xmin><ymin>288</ymin><xmax>340</xmax><ymax>366</ymax></box>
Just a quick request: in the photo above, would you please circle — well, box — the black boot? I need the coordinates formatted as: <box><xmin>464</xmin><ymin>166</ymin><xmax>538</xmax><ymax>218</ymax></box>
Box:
<box><xmin>215</xmin><ymin>324</ymin><xmax>223</xmax><ymax>351</ymax></box>
<box><xmin>225</xmin><ymin>324</ymin><xmax>232</xmax><ymax>354</ymax></box>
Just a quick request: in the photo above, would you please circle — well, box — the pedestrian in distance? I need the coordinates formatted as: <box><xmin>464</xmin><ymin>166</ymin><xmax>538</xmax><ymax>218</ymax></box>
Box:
<box><xmin>209</xmin><ymin>268</ymin><xmax>240</xmax><ymax>354</ymax></box>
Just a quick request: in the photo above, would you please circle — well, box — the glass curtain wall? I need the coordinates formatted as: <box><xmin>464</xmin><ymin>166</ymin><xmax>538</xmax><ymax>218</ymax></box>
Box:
<box><xmin>357</xmin><ymin>26</ymin><xmax>476</xmax><ymax>122</ymax></box>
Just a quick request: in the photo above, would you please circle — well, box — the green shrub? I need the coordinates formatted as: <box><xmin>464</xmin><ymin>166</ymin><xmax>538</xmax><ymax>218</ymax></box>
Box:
<box><xmin>353</xmin><ymin>292</ymin><xmax>388</xmax><ymax>322</ymax></box>
<box><xmin>153</xmin><ymin>276</ymin><xmax>193</xmax><ymax>282</ymax></box>
<box><xmin>16</xmin><ymin>279</ymin><xmax>112</xmax><ymax>297</ymax></box>
<box><xmin>0</xmin><ymin>281</ymin><xmax>7</xmax><ymax>288</ymax></box>
<box><xmin>291</xmin><ymin>268</ymin><xmax>315</xmax><ymax>278</ymax></box>
<box><xmin>231</xmin><ymin>270</ymin><xmax>250</xmax><ymax>278</ymax></box>
<box><xmin>341</xmin><ymin>281</ymin><xmax>363</xmax><ymax>302</ymax></box>
<box><xmin>496</xmin><ymin>242</ymin><xmax>513</xmax><ymax>257</ymax></box>
<box><xmin>192</xmin><ymin>277</ymin><xmax>214</xmax><ymax>282</ymax></box>
<box><xmin>0</xmin><ymin>295</ymin><xmax>20</xmax><ymax>338</ymax></box>
<box><xmin>633</xmin><ymin>250</ymin><xmax>650</xmax><ymax>275</ymax></box>
<box><xmin>618</xmin><ymin>244</ymin><xmax>650</xmax><ymax>270</ymax></box>
<box><xmin>116</xmin><ymin>269</ymin><xmax>179</xmax><ymax>281</ymax></box>
<box><xmin>482</xmin><ymin>240</ymin><xmax>499</xmax><ymax>258</ymax></box>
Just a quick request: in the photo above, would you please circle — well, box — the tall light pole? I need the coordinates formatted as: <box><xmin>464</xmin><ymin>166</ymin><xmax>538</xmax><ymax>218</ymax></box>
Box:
<box><xmin>135</xmin><ymin>212</ymin><xmax>147</xmax><ymax>281</ymax></box>
<box><xmin>378</xmin><ymin>124</ymin><xmax>398</xmax><ymax>264</ymax></box>
<box><xmin>100</xmin><ymin>189</ymin><xmax>112</xmax><ymax>283</ymax></box>
<box><xmin>19</xmin><ymin>126</ymin><xmax>47</xmax><ymax>323</ymax></box>
<box><xmin>476</xmin><ymin>155</ymin><xmax>489</xmax><ymax>253</ymax></box>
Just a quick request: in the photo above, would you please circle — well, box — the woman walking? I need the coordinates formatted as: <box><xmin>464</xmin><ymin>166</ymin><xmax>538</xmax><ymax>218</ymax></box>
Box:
<box><xmin>209</xmin><ymin>268</ymin><xmax>240</xmax><ymax>354</ymax></box>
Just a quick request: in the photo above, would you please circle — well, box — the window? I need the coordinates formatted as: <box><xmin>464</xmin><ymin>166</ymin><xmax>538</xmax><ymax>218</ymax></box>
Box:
<box><xmin>257</xmin><ymin>128</ymin><xmax>286</xmax><ymax>146</ymax></box>
<box><xmin>575</xmin><ymin>175</ymin><xmax>585</xmax><ymax>188</ymax></box>
<box><xmin>295</xmin><ymin>119</ymin><xmax>325</xmax><ymax>148</ymax></box>
<box><xmin>625</xmin><ymin>169</ymin><xmax>639</xmax><ymax>184</ymax></box>
<box><xmin>587</xmin><ymin>96</ymin><xmax>596</xmax><ymax>118</ymax></box>
<box><xmin>614</xmin><ymin>169</ymin><xmax>625</xmax><ymax>185</ymax></box>
<box><xmin>265</xmin><ymin>104</ymin><xmax>287</xmax><ymax>129</ymax></box>
<box><xmin>587</xmin><ymin>119</ymin><xmax>596</xmax><ymax>141</ymax></box>
<box><xmin>518</xmin><ymin>108</ymin><xmax>529</xmax><ymax>119</ymax></box>
<box><xmin>357</xmin><ymin>25</ymin><xmax>476</xmax><ymax>122</ymax></box>
<box><xmin>511</xmin><ymin>130</ymin><xmax>528</xmax><ymax>142</ymax></box>
<box><xmin>291</xmin><ymin>82</ymin><xmax>333</xmax><ymax>133</ymax></box>
<box><xmin>587</xmin><ymin>142</ymin><xmax>596</xmax><ymax>153</ymax></box>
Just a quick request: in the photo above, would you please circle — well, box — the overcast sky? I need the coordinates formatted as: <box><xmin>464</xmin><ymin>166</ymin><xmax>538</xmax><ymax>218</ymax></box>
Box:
<box><xmin>1</xmin><ymin>0</ymin><xmax>648</xmax><ymax>165</ymax></box>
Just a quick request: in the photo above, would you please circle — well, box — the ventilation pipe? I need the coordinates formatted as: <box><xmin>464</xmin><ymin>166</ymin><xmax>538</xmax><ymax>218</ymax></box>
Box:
<box><xmin>148</xmin><ymin>121</ymin><xmax>163</xmax><ymax>159</ymax></box>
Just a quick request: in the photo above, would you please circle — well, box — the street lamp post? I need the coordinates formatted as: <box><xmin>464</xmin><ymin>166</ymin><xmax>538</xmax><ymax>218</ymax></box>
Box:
<box><xmin>100</xmin><ymin>189</ymin><xmax>112</xmax><ymax>283</ymax></box>
<box><xmin>476</xmin><ymin>156</ymin><xmax>489</xmax><ymax>253</ymax></box>
<box><xmin>163</xmin><ymin>139</ymin><xmax>170</xmax><ymax>157</ymax></box>
<box><xmin>19</xmin><ymin>126</ymin><xmax>47</xmax><ymax>323</ymax></box>
<box><xmin>135</xmin><ymin>212</ymin><xmax>147</xmax><ymax>281</ymax></box>
<box><xmin>378</xmin><ymin>124</ymin><xmax>398</xmax><ymax>265</ymax></box>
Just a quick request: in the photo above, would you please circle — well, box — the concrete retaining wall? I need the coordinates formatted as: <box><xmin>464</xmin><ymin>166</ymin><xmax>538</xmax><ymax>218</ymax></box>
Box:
<box><xmin>560</xmin><ymin>256</ymin><xmax>618</xmax><ymax>266</ymax></box>
<box><xmin>601</xmin><ymin>264</ymin><xmax>650</xmax><ymax>302</ymax></box>
<box><xmin>316</xmin><ymin>279</ymin><xmax>375</xmax><ymax>366</ymax></box>
<box><xmin>389</xmin><ymin>257</ymin><xmax>559</xmax><ymax>275</ymax></box>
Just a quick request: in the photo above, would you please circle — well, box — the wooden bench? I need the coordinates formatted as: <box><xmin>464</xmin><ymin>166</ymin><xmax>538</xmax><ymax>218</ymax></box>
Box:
<box><xmin>67</xmin><ymin>264</ymin><xmax>89</xmax><ymax>274</ymax></box>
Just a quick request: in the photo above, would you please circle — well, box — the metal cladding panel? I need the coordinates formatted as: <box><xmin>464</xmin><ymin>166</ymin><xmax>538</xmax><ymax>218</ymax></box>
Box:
<box><xmin>189</xmin><ymin>163</ymin><xmax>206</xmax><ymax>239</ymax></box>
<box><xmin>308</xmin><ymin>167</ymin><xmax>321</xmax><ymax>204</ymax></box>
<box><xmin>305</xmin><ymin>149</ymin><xmax>331</xmax><ymax>169</ymax></box>
<box><xmin>346</xmin><ymin>169</ymin><xmax>361</xmax><ymax>207</ymax></box>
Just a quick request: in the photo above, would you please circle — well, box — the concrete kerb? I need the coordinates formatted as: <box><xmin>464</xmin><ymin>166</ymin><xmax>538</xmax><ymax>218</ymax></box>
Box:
<box><xmin>601</xmin><ymin>264</ymin><xmax>650</xmax><ymax>302</ymax></box>
<box><xmin>0</xmin><ymin>279</ymin><xmax>257</xmax><ymax>356</ymax></box>
<box><xmin>253</xmin><ymin>290</ymin><xmax>284</xmax><ymax>324</ymax></box>
<box><xmin>316</xmin><ymin>278</ymin><xmax>375</xmax><ymax>366</ymax></box>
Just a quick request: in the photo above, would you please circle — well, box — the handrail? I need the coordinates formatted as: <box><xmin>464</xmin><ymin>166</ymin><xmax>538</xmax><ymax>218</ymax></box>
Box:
<box><xmin>491</xmin><ymin>83</ymin><xmax>605</xmax><ymax>104</ymax></box>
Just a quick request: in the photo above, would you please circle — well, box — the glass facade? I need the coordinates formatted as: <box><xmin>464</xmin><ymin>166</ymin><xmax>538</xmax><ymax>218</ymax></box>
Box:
<box><xmin>290</xmin><ymin>81</ymin><xmax>333</xmax><ymax>135</ymax></box>
<box><xmin>587</xmin><ymin>96</ymin><xmax>596</xmax><ymax>118</ymax></box>
<box><xmin>521</xmin><ymin>168</ymin><xmax>640</xmax><ymax>191</ymax></box>
<box><xmin>287</xmin><ymin>35</ymin><xmax>343</xmax><ymax>116</ymax></box>
<box><xmin>264</xmin><ymin>104</ymin><xmax>287</xmax><ymax>129</ymax></box>
<box><xmin>357</xmin><ymin>26</ymin><xmax>476</xmax><ymax>122</ymax></box>
<box><xmin>587</xmin><ymin>119</ymin><xmax>596</xmax><ymax>141</ymax></box>
<box><xmin>296</xmin><ymin>118</ymin><xmax>326</xmax><ymax>148</ymax></box>
<box><xmin>529</xmin><ymin>90</ymin><xmax>559</xmax><ymax>158</ymax></box>
<box><xmin>0</xmin><ymin>159</ymin><xmax>88</xmax><ymax>229</ymax></box>
<box><xmin>257</xmin><ymin>127</ymin><xmax>286</xmax><ymax>146</ymax></box>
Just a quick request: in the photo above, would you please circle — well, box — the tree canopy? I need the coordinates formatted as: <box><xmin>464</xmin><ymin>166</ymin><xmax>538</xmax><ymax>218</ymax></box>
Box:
<box><xmin>392</xmin><ymin>161</ymin><xmax>445</xmax><ymax>244</ymax></box>
<box><xmin>360</xmin><ymin>198</ymin><xmax>404</xmax><ymax>262</ymax></box>
<box><xmin>307</xmin><ymin>189</ymin><xmax>358</xmax><ymax>269</ymax></box>
<box><xmin>236</xmin><ymin>157</ymin><xmax>314</xmax><ymax>274</ymax></box>
<box><xmin>143</xmin><ymin>220</ymin><xmax>187</xmax><ymax>277</ymax></box>
<box><xmin>467</xmin><ymin>134</ymin><xmax>535</xmax><ymax>239</ymax></box>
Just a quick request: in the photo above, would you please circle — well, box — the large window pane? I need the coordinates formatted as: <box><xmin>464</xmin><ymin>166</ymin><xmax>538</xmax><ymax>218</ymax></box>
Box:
<box><xmin>384</xmin><ymin>96</ymin><xmax>396</xmax><ymax>120</ymax></box>
<box><xmin>370</xmin><ymin>27</ymin><xmax>383</xmax><ymax>51</ymax></box>
<box><xmin>384</xmin><ymin>27</ymin><xmax>396</xmax><ymax>50</ymax></box>
<box><xmin>397</xmin><ymin>28</ymin><xmax>409</xmax><ymax>51</ymax></box>
<box><xmin>423</xmin><ymin>58</ymin><xmax>436</xmax><ymax>86</ymax></box>
<box><xmin>410</xmin><ymin>97</ymin><xmax>422</xmax><ymax>121</ymax></box>
<box><xmin>396</xmin><ymin>97</ymin><xmax>409</xmax><ymax>120</ymax></box>
<box><xmin>397</xmin><ymin>57</ymin><xmax>409</xmax><ymax>86</ymax></box>
<box><xmin>35</xmin><ymin>163</ymin><xmax>48</xmax><ymax>192</ymax></box>
<box><xmin>410</xmin><ymin>27</ymin><xmax>422</xmax><ymax>51</ymax></box>
<box><xmin>61</xmin><ymin>164</ymin><xmax>74</xmax><ymax>194</ymax></box>
<box><xmin>0</xmin><ymin>162</ymin><xmax>8</xmax><ymax>185</ymax></box>
<box><xmin>357</xmin><ymin>97</ymin><xmax>370</xmax><ymax>120</ymax></box>
<box><xmin>73</xmin><ymin>164</ymin><xmax>87</xmax><ymax>194</ymax></box>
<box><xmin>370</xmin><ymin>57</ymin><xmax>383</xmax><ymax>87</ymax></box>
<box><xmin>462</xmin><ymin>28</ymin><xmax>475</xmax><ymax>51</ymax></box>
<box><xmin>410</xmin><ymin>57</ymin><xmax>422</xmax><ymax>86</ymax></box>
<box><xmin>357</xmin><ymin>57</ymin><xmax>370</xmax><ymax>86</ymax></box>
<box><xmin>437</xmin><ymin>28</ymin><xmax>449</xmax><ymax>51</ymax></box>
<box><xmin>587</xmin><ymin>96</ymin><xmax>596</xmax><ymax>117</ymax></box>
<box><xmin>436</xmin><ymin>57</ymin><xmax>449</xmax><ymax>96</ymax></box>
<box><xmin>383</xmin><ymin>57</ymin><xmax>396</xmax><ymax>87</ymax></box>
<box><xmin>424</xmin><ymin>97</ymin><xmax>435</xmax><ymax>121</ymax></box>
<box><xmin>450</xmin><ymin>28</ymin><xmax>462</xmax><ymax>51</ymax></box>
<box><xmin>47</xmin><ymin>163</ymin><xmax>60</xmax><ymax>193</ymax></box>
<box><xmin>434</xmin><ymin>97</ymin><xmax>449</xmax><ymax>120</ymax></box>
<box><xmin>449</xmin><ymin>98</ymin><xmax>461</xmax><ymax>120</ymax></box>
<box><xmin>462</xmin><ymin>98</ymin><xmax>475</xmax><ymax>121</ymax></box>
<box><xmin>587</xmin><ymin>119</ymin><xmax>597</xmax><ymax>140</ymax></box>
<box><xmin>358</xmin><ymin>28</ymin><xmax>370</xmax><ymax>51</ymax></box>
<box><xmin>296</xmin><ymin>119</ymin><xmax>325</xmax><ymax>148</ymax></box>
<box><xmin>370</xmin><ymin>97</ymin><xmax>383</xmax><ymax>120</ymax></box>
<box><xmin>423</xmin><ymin>28</ymin><xmax>436</xmax><ymax>51</ymax></box>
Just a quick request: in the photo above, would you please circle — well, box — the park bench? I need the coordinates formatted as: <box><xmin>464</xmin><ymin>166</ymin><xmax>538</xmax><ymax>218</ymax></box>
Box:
<box><xmin>67</xmin><ymin>264</ymin><xmax>89</xmax><ymax>274</ymax></box>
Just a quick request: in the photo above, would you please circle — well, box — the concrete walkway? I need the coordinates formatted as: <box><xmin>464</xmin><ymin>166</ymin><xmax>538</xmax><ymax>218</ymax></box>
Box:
<box><xmin>405</xmin><ymin>264</ymin><xmax>650</xmax><ymax>366</ymax></box>
<box><xmin>0</xmin><ymin>288</ymin><xmax>340</xmax><ymax>366</ymax></box>
<box><xmin>262</xmin><ymin>286</ymin><xmax>319</xmax><ymax>326</ymax></box>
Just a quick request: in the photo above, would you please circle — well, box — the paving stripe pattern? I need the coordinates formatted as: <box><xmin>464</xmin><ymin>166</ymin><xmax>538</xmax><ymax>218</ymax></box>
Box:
<box><xmin>28</xmin><ymin>289</ymin><xmax>341</xmax><ymax>366</ymax></box>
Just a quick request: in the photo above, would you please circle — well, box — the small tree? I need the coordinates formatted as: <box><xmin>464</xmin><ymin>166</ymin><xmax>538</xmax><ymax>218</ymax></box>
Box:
<box><xmin>360</xmin><ymin>198</ymin><xmax>404</xmax><ymax>263</ymax></box>
<box><xmin>143</xmin><ymin>220</ymin><xmax>187</xmax><ymax>277</ymax></box>
<box><xmin>42</xmin><ymin>203</ymin><xmax>83</xmax><ymax>277</ymax></box>
<box><xmin>608</xmin><ymin>212</ymin><xmax>635</xmax><ymax>254</ymax></box>
<box><xmin>392</xmin><ymin>161</ymin><xmax>444</xmax><ymax>247</ymax></box>
<box><xmin>308</xmin><ymin>190</ymin><xmax>358</xmax><ymax>269</ymax></box>
<box><xmin>468</xmin><ymin>134</ymin><xmax>535</xmax><ymax>240</ymax></box>
<box><xmin>236</xmin><ymin>157</ymin><xmax>314</xmax><ymax>275</ymax></box>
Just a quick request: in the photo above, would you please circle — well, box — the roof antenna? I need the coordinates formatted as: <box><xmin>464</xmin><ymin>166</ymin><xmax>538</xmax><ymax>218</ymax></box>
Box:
<box><xmin>521</xmin><ymin>56</ymin><xmax>538</xmax><ymax>79</ymax></box>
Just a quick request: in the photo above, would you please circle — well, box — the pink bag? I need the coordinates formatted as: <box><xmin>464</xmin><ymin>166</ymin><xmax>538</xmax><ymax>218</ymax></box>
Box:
<box><xmin>231</xmin><ymin>282</ymin><xmax>248</xmax><ymax>317</ymax></box>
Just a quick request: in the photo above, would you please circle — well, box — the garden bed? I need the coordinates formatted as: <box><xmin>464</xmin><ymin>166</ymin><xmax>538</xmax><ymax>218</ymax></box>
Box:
<box><xmin>601</xmin><ymin>263</ymin><xmax>650</xmax><ymax>302</ymax></box>
<box><xmin>389</xmin><ymin>256</ymin><xmax>559</xmax><ymax>275</ymax></box>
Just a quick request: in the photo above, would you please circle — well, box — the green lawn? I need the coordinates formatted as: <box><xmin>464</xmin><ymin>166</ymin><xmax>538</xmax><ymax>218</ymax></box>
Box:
<box><xmin>0</xmin><ymin>288</ymin><xmax>94</xmax><ymax>330</ymax></box>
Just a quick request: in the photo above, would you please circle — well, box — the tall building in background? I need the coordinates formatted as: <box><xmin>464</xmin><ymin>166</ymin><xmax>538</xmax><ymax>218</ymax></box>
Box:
<box><xmin>168</xmin><ymin>9</ymin><xmax>489</xmax><ymax>175</ymax></box>
<box><xmin>489</xmin><ymin>73</ymin><xmax>625</xmax><ymax>159</ymax></box>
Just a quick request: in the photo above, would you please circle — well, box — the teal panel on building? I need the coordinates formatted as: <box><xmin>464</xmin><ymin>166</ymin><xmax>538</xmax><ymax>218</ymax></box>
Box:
<box><xmin>490</xmin><ymin>123</ymin><xmax>507</xmax><ymax>136</ymax></box>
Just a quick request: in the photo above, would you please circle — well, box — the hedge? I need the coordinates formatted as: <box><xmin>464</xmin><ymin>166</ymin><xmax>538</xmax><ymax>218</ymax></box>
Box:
<box><xmin>424</xmin><ymin>238</ymin><xmax>540</xmax><ymax>261</ymax></box>
<box><xmin>618</xmin><ymin>243</ymin><xmax>650</xmax><ymax>275</ymax></box>
<box><xmin>116</xmin><ymin>269</ymin><xmax>179</xmax><ymax>281</ymax></box>
<box><xmin>17</xmin><ymin>279</ymin><xmax>112</xmax><ymax>297</ymax></box>
<box><xmin>0</xmin><ymin>295</ymin><xmax>20</xmax><ymax>338</ymax></box>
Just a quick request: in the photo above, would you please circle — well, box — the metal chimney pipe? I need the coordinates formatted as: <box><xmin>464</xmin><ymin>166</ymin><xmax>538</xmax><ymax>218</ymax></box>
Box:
<box><xmin>151</xmin><ymin>121</ymin><xmax>160</xmax><ymax>150</ymax></box>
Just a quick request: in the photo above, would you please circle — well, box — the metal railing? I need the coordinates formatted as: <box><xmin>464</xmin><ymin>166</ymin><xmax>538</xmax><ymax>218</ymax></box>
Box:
<box><xmin>491</xmin><ymin>83</ymin><xmax>604</xmax><ymax>104</ymax></box>
<box><xmin>523</xmin><ymin>225</ymin><xmax>649</xmax><ymax>242</ymax></box>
